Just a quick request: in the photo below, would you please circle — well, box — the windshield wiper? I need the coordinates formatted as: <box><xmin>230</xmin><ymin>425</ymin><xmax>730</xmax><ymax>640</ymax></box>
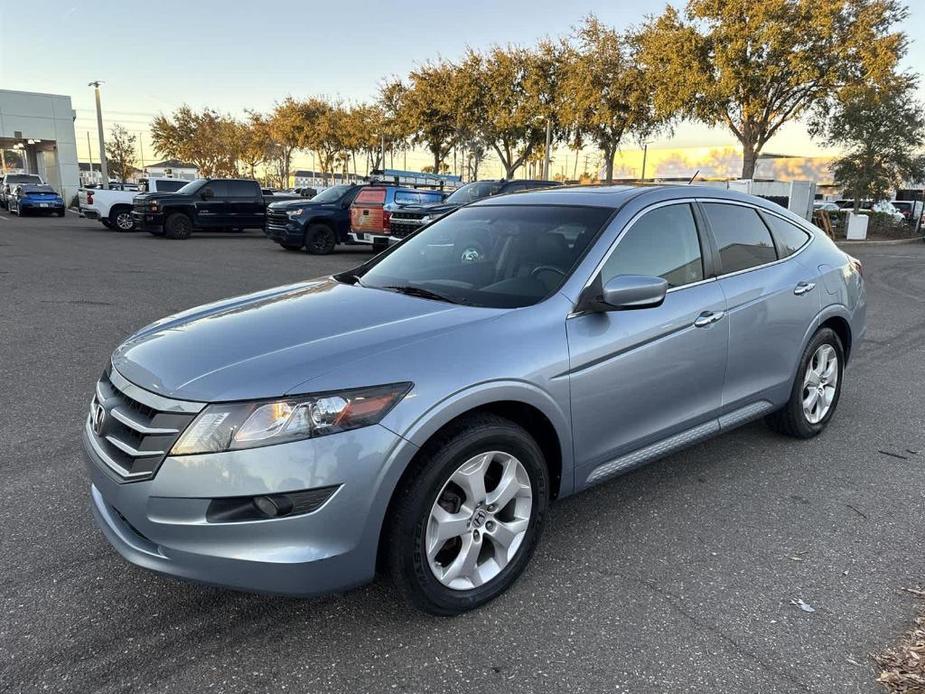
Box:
<box><xmin>382</xmin><ymin>285</ymin><xmax>465</xmax><ymax>305</ymax></box>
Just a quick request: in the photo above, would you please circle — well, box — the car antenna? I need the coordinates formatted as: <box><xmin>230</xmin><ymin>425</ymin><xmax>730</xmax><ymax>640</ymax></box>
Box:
<box><xmin>687</xmin><ymin>170</ymin><xmax>700</xmax><ymax>185</ymax></box>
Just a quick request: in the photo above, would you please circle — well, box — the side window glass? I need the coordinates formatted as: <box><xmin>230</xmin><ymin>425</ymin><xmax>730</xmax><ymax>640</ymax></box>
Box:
<box><xmin>702</xmin><ymin>203</ymin><xmax>777</xmax><ymax>273</ymax></box>
<box><xmin>763</xmin><ymin>214</ymin><xmax>812</xmax><ymax>258</ymax></box>
<box><xmin>602</xmin><ymin>204</ymin><xmax>704</xmax><ymax>288</ymax></box>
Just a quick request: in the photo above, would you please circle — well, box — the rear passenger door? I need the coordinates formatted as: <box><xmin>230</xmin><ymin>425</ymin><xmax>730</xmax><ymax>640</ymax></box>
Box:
<box><xmin>701</xmin><ymin>202</ymin><xmax>821</xmax><ymax>410</ymax></box>
<box><xmin>227</xmin><ymin>180</ymin><xmax>263</xmax><ymax>228</ymax></box>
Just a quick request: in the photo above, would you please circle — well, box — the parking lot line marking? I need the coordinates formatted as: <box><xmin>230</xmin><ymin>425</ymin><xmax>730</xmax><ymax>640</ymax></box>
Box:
<box><xmin>0</xmin><ymin>215</ymin><xmax>8</xmax><ymax>221</ymax></box>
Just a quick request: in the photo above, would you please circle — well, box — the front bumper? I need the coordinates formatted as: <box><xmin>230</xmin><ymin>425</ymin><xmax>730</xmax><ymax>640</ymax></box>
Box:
<box><xmin>132</xmin><ymin>211</ymin><xmax>165</xmax><ymax>229</ymax></box>
<box><xmin>84</xmin><ymin>421</ymin><xmax>415</xmax><ymax>596</ymax></box>
<box><xmin>265</xmin><ymin>220</ymin><xmax>304</xmax><ymax>245</ymax></box>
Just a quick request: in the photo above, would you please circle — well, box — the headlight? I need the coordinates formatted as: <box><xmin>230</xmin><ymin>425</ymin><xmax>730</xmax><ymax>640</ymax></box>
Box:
<box><xmin>148</xmin><ymin>201</ymin><xmax>159</xmax><ymax>211</ymax></box>
<box><xmin>285</xmin><ymin>208</ymin><xmax>305</xmax><ymax>218</ymax></box>
<box><xmin>170</xmin><ymin>383</ymin><xmax>412</xmax><ymax>455</ymax></box>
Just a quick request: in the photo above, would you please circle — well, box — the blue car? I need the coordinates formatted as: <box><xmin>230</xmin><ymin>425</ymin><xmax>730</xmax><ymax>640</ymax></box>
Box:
<box><xmin>83</xmin><ymin>185</ymin><xmax>864</xmax><ymax>614</ymax></box>
<box><xmin>9</xmin><ymin>184</ymin><xmax>66</xmax><ymax>217</ymax></box>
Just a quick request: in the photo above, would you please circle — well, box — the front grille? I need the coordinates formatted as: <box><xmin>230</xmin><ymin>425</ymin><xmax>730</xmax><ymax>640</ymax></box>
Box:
<box><xmin>86</xmin><ymin>367</ymin><xmax>203</xmax><ymax>482</ymax></box>
<box><xmin>389</xmin><ymin>218</ymin><xmax>423</xmax><ymax>239</ymax></box>
<box><xmin>267</xmin><ymin>210</ymin><xmax>289</xmax><ymax>227</ymax></box>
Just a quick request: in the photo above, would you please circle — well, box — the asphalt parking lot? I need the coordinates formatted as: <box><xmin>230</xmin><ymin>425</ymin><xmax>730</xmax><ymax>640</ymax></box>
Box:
<box><xmin>1</xmin><ymin>210</ymin><xmax>924</xmax><ymax>693</ymax></box>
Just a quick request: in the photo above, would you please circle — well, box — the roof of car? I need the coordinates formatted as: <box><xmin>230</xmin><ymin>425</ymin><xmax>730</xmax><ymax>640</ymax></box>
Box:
<box><xmin>472</xmin><ymin>184</ymin><xmax>792</xmax><ymax>211</ymax></box>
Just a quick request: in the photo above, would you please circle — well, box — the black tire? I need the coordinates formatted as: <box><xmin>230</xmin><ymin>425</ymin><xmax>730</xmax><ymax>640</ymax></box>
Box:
<box><xmin>765</xmin><ymin>327</ymin><xmax>845</xmax><ymax>438</ymax></box>
<box><xmin>280</xmin><ymin>242</ymin><xmax>303</xmax><ymax>251</ymax></box>
<box><xmin>56</xmin><ymin>210</ymin><xmax>66</xmax><ymax>217</ymax></box>
<box><xmin>164</xmin><ymin>212</ymin><xmax>193</xmax><ymax>239</ymax></box>
<box><xmin>110</xmin><ymin>207</ymin><xmax>135</xmax><ymax>232</ymax></box>
<box><xmin>385</xmin><ymin>413</ymin><xmax>549</xmax><ymax>615</ymax></box>
<box><xmin>305</xmin><ymin>224</ymin><xmax>337</xmax><ymax>255</ymax></box>
<box><xmin>100</xmin><ymin>219</ymin><xmax>113</xmax><ymax>229</ymax></box>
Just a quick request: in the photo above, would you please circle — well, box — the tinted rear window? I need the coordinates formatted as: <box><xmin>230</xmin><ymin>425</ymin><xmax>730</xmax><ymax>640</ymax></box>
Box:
<box><xmin>156</xmin><ymin>179</ymin><xmax>187</xmax><ymax>192</ymax></box>
<box><xmin>6</xmin><ymin>175</ymin><xmax>41</xmax><ymax>184</ymax></box>
<box><xmin>762</xmin><ymin>214</ymin><xmax>812</xmax><ymax>258</ymax></box>
<box><xmin>702</xmin><ymin>203</ymin><xmax>777</xmax><ymax>274</ymax></box>
<box><xmin>355</xmin><ymin>188</ymin><xmax>386</xmax><ymax>205</ymax></box>
<box><xmin>228</xmin><ymin>180</ymin><xmax>258</xmax><ymax>196</ymax></box>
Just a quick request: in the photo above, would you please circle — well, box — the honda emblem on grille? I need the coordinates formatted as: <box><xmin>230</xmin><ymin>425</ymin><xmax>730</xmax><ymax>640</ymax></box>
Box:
<box><xmin>91</xmin><ymin>400</ymin><xmax>106</xmax><ymax>436</ymax></box>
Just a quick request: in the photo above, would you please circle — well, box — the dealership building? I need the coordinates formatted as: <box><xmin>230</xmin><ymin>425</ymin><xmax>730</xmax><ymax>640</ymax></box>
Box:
<box><xmin>0</xmin><ymin>89</ymin><xmax>80</xmax><ymax>203</ymax></box>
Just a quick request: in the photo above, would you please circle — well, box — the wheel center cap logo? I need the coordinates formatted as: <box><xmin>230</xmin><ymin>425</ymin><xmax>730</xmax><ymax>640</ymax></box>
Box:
<box><xmin>92</xmin><ymin>401</ymin><xmax>106</xmax><ymax>436</ymax></box>
<box><xmin>471</xmin><ymin>508</ymin><xmax>488</xmax><ymax>529</ymax></box>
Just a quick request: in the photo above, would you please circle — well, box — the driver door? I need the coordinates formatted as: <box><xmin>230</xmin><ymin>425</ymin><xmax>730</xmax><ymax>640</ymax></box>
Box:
<box><xmin>196</xmin><ymin>180</ymin><xmax>229</xmax><ymax>228</ymax></box>
<box><xmin>566</xmin><ymin>203</ymin><xmax>728</xmax><ymax>486</ymax></box>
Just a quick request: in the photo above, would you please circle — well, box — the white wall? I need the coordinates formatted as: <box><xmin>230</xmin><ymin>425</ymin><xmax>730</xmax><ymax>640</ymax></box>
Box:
<box><xmin>0</xmin><ymin>90</ymin><xmax>80</xmax><ymax>203</ymax></box>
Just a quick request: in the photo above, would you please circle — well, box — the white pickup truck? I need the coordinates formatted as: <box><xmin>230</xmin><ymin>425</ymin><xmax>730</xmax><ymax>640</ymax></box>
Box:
<box><xmin>79</xmin><ymin>178</ymin><xmax>188</xmax><ymax>231</ymax></box>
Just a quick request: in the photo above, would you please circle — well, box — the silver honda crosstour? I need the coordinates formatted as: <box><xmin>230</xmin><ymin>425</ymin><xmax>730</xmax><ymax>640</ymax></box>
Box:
<box><xmin>83</xmin><ymin>185</ymin><xmax>864</xmax><ymax>614</ymax></box>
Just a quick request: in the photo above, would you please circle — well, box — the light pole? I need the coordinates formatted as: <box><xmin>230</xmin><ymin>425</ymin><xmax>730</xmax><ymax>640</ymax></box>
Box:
<box><xmin>88</xmin><ymin>81</ymin><xmax>109</xmax><ymax>189</ymax></box>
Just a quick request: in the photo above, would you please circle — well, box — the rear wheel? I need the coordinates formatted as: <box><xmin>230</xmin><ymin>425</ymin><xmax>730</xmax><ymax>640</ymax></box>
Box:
<box><xmin>305</xmin><ymin>224</ymin><xmax>337</xmax><ymax>255</ymax></box>
<box><xmin>164</xmin><ymin>212</ymin><xmax>193</xmax><ymax>239</ymax></box>
<box><xmin>110</xmin><ymin>208</ymin><xmax>134</xmax><ymax>232</ymax></box>
<box><xmin>765</xmin><ymin>327</ymin><xmax>844</xmax><ymax>438</ymax></box>
<box><xmin>56</xmin><ymin>209</ymin><xmax>65</xmax><ymax>217</ymax></box>
<box><xmin>386</xmin><ymin>414</ymin><xmax>549</xmax><ymax>615</ymax></box>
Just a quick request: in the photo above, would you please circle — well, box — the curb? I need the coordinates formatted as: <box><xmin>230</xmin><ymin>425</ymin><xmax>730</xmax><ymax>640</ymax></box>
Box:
<box><xmin>835</xmin><ymin>237</ymin><xmax>923</xmax><ymax>247</ymax></box>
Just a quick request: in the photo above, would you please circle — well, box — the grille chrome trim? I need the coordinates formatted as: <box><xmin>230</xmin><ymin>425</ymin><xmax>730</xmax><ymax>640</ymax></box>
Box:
<box><xmin>85</xmin><ymin>418</ymin><xmax>153</xmax><ymax>480</ymax></box>
<box><xmin>108</xmin><ymin>366</ymin><xmax>205</xmax><ymax>414</ymax></box>
<box><xmin>109</xmin><ymin>406</ymin><xmax>179</xmax><ymax>435</ymax></box>
<box><xmin>104</xmin><ymin>435</ymin><xmax>165</xmax><ymax>458</ymax></box>
<box><xmin>85</xmin><ymin>366</ymin><xmax>204</xmax><ymax>482</ymax></box>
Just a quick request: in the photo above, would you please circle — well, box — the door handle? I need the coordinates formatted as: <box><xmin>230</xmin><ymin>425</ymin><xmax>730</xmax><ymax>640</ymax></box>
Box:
<box><xmin>793</xmin><ymin>281</ymin><xmax>816</xmax><ymax>296</ymax></box>
<box><xmin>694</xmin><ymin>310</ymin><xmax>725</xmax><ymax>328</ymax></box>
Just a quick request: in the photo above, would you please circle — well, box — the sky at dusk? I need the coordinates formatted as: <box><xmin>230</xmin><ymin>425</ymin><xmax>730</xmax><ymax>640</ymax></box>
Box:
<box><xmin>2</xmin><ymin>0</ymin><xmax>924</xmax><ymax>177</ymax></box>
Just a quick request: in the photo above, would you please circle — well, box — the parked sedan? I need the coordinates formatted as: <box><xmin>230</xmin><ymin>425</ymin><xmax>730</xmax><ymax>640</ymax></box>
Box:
<box><xmin>8</xmin><ymin>184</ymin><xmax>65</xmax><ymax>216</ymax></box>
<box><xmin>82</xmin><ymin>185</ymin><xmax>864</xmax><ymax>615</ymax></box>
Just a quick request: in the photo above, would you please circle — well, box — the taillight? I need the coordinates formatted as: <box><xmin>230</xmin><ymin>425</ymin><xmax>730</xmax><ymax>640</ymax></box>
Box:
<box><xmin>86</xmin><ymin>191</ymin><xmax>93</xmax><ymax>205</ymax></box>
<box><xmin>382</xmin><ymin>210</ymin><xmax>391</xmax><ymax>231</ymax></box>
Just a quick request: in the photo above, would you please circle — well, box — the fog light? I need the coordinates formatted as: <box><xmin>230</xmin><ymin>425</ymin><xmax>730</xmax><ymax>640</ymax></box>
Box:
<box><xmin>252</xmin><ymin>494</ymin><xmax>294</xmax><ymax>518</ymax></box>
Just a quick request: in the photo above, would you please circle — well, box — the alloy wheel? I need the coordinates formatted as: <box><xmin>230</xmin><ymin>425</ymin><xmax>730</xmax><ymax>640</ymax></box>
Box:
<box><xmin>802</xmin><ymin>344</ymin><xmax>838</xmax><ymax>424</ymax></box>
<box><xmin>425</xmin><ymin>451</ymin><xmax>532</xmax><ymax>590</ymax></box>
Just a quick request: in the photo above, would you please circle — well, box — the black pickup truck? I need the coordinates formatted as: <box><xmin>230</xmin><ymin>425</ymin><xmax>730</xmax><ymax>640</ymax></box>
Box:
<box><xmin>132</xmin><ymin>178</ymin><xmax>297</xmax><ymax>239</ymax></box>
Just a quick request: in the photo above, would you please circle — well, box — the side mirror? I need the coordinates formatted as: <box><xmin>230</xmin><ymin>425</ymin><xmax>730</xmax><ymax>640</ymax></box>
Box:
<box><xmin>597</xmin><ymin>275</ymin><xmax>668</xmax><ymax>310</ymax></box>
<box><xmin>200</xmin><ymin>188</ymin><xmax>214</xmax><ymax>200</ymax></box>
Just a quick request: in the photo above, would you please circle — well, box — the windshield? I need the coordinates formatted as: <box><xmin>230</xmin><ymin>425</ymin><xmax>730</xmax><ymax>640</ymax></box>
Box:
<box><xmin>444</xmin><ymin>180</ymin><xmax>502</xmax><ymax>205</ymax></box>
<box><xmin>22</xmin><ymin>185</ymin><xmax>56</xmax><ymax>194</ymax></box>
<box><xmin>311</xmin><ymin>185</ymin><xmax>353</xmax><ymax>203</ymax></box>
<box><xmin>353</xmin><ymin>205</ymin><xmax>611</xmax><ymax>308</ymax></box>
<box><xmin>7</xmin><ymin>174</ymin><xmax>41</xmax><ymax>184</ymax></box>
<box><xmin>175</xmin><ymin>179</ymin><xmax>206</xmax><ymax>195</ymax></box>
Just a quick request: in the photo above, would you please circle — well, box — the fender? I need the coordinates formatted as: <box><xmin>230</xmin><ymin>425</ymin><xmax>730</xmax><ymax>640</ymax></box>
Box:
<box><xmin>790</xmin><ymin>303</ymin><xmax>853</xmax><ymax>383</ymax></box>
<box><xmin>395</xmin><ymin>379</ymin><xmax>576</xmax><ymax>498</ymax></box>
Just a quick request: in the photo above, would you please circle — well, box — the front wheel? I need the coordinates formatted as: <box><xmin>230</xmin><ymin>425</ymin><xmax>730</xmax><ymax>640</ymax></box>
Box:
<box><xmin>164</xmin><ymin>212</ymin><xmax>193</xmax><ymax>239</ymax></box>
<box><xmin>765</xmin><ymin>327</ymin><xmax>844</xmax><ymax>438</ymax></box>
<box><xmin>305</xmin><ymin>224</ymin><xmax>337</xmax><ymax>255</ymax></box>
<box><xmin>386</xmin><ymin>414</ymin><xmax>549</xmax><ymax>615</ymax></box>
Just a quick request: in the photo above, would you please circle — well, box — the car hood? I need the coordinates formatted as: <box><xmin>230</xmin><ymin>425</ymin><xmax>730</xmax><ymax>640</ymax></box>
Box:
<box><xmin>267</xmin><ymin>199</ymin><xmax>339</xmax><ymax>212</ymax></box>
<box><xmin>134</xmin><ymin>192</ymin><xmax>187</xmax><ymax>203</ymax></box>
<box><xmin>112</xmin><ymin>278</ymin><xmax>501</xmax><ymax>402</ymax></box>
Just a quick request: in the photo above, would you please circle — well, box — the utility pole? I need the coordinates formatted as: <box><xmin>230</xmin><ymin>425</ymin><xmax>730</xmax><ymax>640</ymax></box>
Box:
<box><xmin>88</xmin><ymin>81</ymin><xmax>109</xmax><ymax>189</ymax></box>
<box><xmin>380</xmin><ymin>134</ymin><xmax>386</xmax><ymax>173</ymax></box>
<box><xmin>641</xmin><ymin>142</ymin><xmax>649</xmax><ymax>182</ymax></box>
<box><xmin>543</xmin><ymin>119</ymin><xmax>552</xmax><ymax>180</ymax></box>
<box><xmin>138</xmin><ymin>136</ymin><xmax>145</xmax><ymax>168</ymax></box>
